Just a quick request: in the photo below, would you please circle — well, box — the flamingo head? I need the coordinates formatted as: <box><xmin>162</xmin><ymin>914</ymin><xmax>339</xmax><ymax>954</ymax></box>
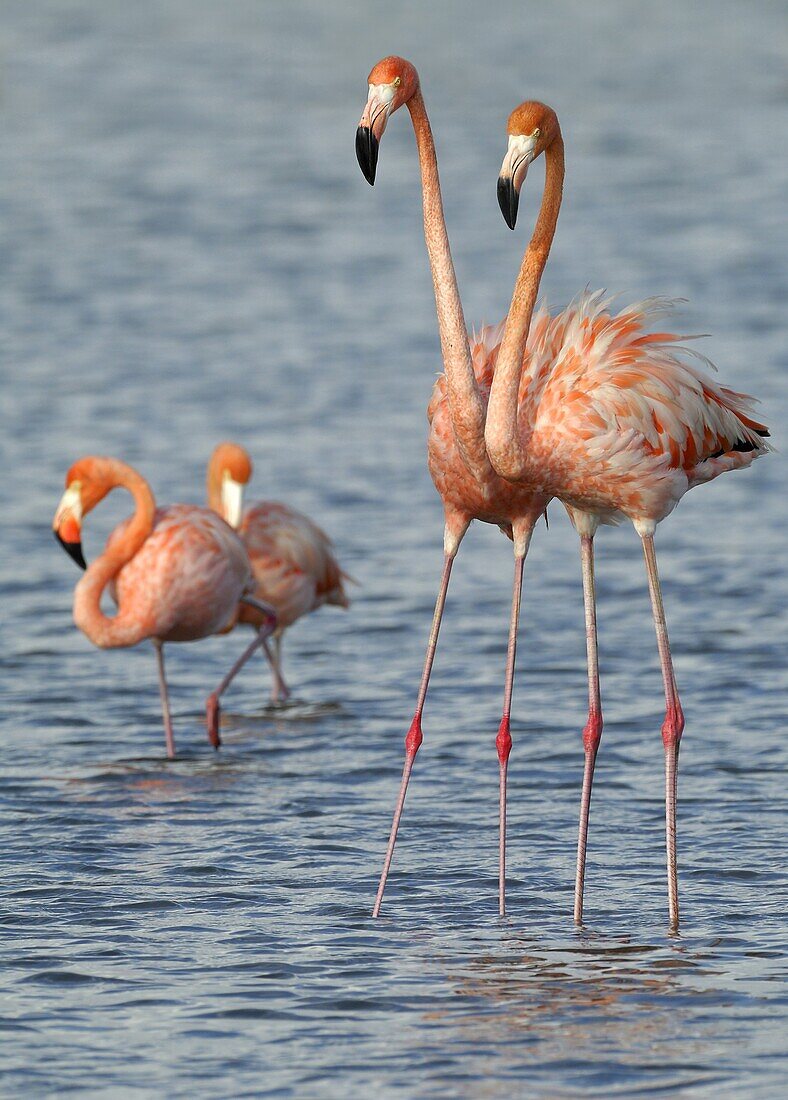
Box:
<box><xmin>210</xmin><ymin>442</ymin><xmax>252</xmax><ymax>529</ymax></box>
<box><xmin>498</xmin><ymin>101</ymin><xmax>560</xmax><ymax>229</ymax></box>
<box><xmin>356</xmin><ymin>56</ymin><xmax>419</xmax><ymax>185</ymax></box>
<box><xmin>52</xmin><ymin>457</ymin><xmax>113</xmax><ymax>569</ymax></box>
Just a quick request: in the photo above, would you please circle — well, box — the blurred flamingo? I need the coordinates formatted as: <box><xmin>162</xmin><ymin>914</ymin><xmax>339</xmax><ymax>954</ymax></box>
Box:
<box><xmin>485</xmin><ymin>101</ymin><xmax>771</xmax><ymax>928</ymax></box>
<box><xmin>53</xmin><ymin>455</ymin><xmax>277</xmax><ymax>758</ymax></box>
<box><xmin>207</xmin><ymin>442</ymin><xmax>350</xmax><ymax>704</ymax></box>
<box><xmin>357</xmin><ymin>57</ymin><xmax>552</xmax><ymax>917</ymax></box>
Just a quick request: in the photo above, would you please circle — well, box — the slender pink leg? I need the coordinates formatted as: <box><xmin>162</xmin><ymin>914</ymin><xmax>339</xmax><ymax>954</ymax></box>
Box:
<box><xmin>264</xmin><ymin>634</ymin><xmax>290</xmax><ymax>705</ymax></box>
<box><xmin>154</xmin><ymin>640</ymin><xmax>176</xmax><ymax>759</ymax></box>
<box><xmin>496</xmin><ymin>552</ymin><xmax>526</xmax><ymax>916</ymax></box>
<box><xmin>206</xmin><ymin>620</ymin><xmax>277</xmax><ymax>749</ymax></box>
<box><xmin>574</xmin><ymin>534</ymin><xmax>602</xmax><ymax>925</ymax></box>
<box><xmin>372</xmin><ymin>549</ymin><xmax>458</xmax><ymax>918</ymax></box>
<box><xmin>240</xmin><ymin>596</ymin><xmax>288</xmax><ymax>705</ymax></box>
<box><xmin>641</xmin><ymin>532</ymin><xmax>684</xmax><ymax>930</ymax></box>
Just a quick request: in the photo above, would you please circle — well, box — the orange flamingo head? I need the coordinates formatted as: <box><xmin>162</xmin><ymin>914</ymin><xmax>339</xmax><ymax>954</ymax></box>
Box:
<box><xmin>356</xmin><ymin>56</ymin><xmax>420</xmax><ymax>185</ymax></box>
<box><xmin>52</xmin><ymin>456</ymin><xmax>116</xmax><ymax>569</ymax></box>
<box><xmin>497</xmin><ymin>101</ymin><xmax>560</xmax><ymax>229</ymax></box>
<box><xmin>210</xmin><ymin>442</ymin><xmax>252</xmax><ymax>529</ymax></box>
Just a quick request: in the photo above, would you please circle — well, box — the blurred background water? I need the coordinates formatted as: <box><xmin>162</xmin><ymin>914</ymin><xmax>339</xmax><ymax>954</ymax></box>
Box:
<box><xmin>0</xmin><ymin>1</ymin><xmax>786</xmax><ymax>1096</ymax></box>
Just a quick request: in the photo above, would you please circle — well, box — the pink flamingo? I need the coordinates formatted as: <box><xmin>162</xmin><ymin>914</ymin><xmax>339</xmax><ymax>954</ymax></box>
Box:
<box><xmin>357</xmin><ymin>58</ymin><xmax>553</xmax><ymax>917</ymax></box>
<box><xmin>206</xmin><ymin>442</ymin><xmax>351</xmax><ymax>704</ymax></box>
<box><xmin>53</xmin><ymin>455</ymin><xmax>277</xmax><ymax>758</ymax></box>
<box><xmin>485</xmin><ymin>101</ymin><xmax>771</xmax><ymax>927</ymax></box>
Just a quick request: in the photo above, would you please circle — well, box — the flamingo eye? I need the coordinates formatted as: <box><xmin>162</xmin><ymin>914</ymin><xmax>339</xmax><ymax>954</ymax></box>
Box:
<box><xmin>393</xmin><ymin>76</ymin><xmax>401</xmax><ymax>87</ymax></box>
<box><xmin>533</xmin><ymin>128</ymin><xmax>541</xmax><ymax>139</ymax></box>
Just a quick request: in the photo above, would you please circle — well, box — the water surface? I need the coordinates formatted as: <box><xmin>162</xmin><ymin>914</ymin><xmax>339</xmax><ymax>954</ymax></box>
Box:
<box><xmin>1</xmin><ymin>1</ymin><xmax>786</xmax><ymax>1096</ymax></box>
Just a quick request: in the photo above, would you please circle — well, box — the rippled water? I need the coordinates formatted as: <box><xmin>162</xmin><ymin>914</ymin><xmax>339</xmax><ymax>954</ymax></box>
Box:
<box><xmin>1</xmin><ymin>1</ymin><xmax>786</xmax><ymax>1096</ymax></box>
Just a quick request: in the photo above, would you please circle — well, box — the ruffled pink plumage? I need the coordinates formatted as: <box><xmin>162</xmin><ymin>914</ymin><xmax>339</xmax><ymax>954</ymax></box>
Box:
<box><xmin>106</xmin><ymin>505</ymin><xmax>253</xmax><ymax>643</ymax></box>
<box><xmin>236</xmin><ymin>502</ymin><xmax>350</xmax><ymax>632</ymax></box>
<box><xmin>497</xmin><ymin>292</ymin><xmax>770</xmax><ymax>524</ymax></box>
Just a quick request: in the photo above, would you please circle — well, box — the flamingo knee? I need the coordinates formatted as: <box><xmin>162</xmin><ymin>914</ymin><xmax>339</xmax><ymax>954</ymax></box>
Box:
<box><xmin>405</xmin><ymin>715</ymin><xmax>423</xmax><ymax>758</ymax></box>
<box><xmin>496</xmin><ymin>716</ymin><xmax>513</xmax><ymax>764</ymax></box>
<box><xmin>662</xmin><ymin>702</ymin><xmax>684</xmax><ymax>749</ymax></box>
<box><xmin>582</xmin><ymin>709</ymin><xmax>603</xmax><ymax>754</ymax></box>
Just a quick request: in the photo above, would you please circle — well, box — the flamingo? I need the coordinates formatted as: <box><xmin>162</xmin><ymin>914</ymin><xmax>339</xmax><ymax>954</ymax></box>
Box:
<box><xmin>206</xmin><ymin>442</ymin><xmax>351</xmax><ymax>704</ymax></box>
<box><xmin>53</xmin><ymin>455</ymin><xmax>277</xmax><ymax>758</ymax></box>
<box><xmin>484</xmin><ymin>101</ymin><xmax>771</xmax><ymax>928</ymax></box>
<box><xmin>357</xmin><ymin>57</ymin><xmax>554</xmax><ymax>917</ymax></box>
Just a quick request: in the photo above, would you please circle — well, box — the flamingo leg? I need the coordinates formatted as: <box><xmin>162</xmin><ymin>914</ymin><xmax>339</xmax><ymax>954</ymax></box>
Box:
<box><xmin>153</xmin><ymin>640</ymin><xmax>176</xmax><ymax>759</ymax></box>
<box><xmin>496</xmin><ymin>552</ymin><xmax>526</xmax><ymax>917</ymax></box>
<box><xmin>239</xmin><ymin>596</ymin><xmax>288</xmax><ymax>705</ymax></box>
<box><xmin>206</xmin><ymin>619</ymin><xmax>277</xmax><ymax>749</ymax></box>
<box><xmin>641</xmin><ymin>532</ymin><xmax>684</xmax><ymax>931</ymax></box>
<box><xmin>264</xmin><ymin>633</ymin><xmax>290</xmax><ymax>705</ymax></box>
<box><xmin>574</xmin><ymin>534</ymin><xmax>602</xmax><ymax>925</ymax></box>
<box><xmin>372</xmin><ymin>547</ymin><xmax>458</xmax><ymax>918</ymax></box>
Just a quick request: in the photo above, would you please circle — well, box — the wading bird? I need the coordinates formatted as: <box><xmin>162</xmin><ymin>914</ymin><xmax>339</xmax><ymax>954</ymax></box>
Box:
<box><xmin>53</xmin><ymin>455</ymin><xmax>277</xmax><ymax>758</ymax></box>
<box><xmin>485</xmin><ymin>101</ymin><xmax>770</xmax><ymax>928</ymax></box>
<box><xmin>357</xmin><ymin>57</ymin><xmax>552</xmax><ymax>917</ymax></box>
<box><xmin>207</xmin><ymin>442</ymin><xmax>350</xmax><ymax>704</ymax></box>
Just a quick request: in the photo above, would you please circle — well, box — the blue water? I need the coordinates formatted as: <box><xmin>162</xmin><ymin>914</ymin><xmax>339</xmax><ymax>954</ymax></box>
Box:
<box><xmin>1</xmin><ymin>1</ymin><xmax>786</xmax><ymax>1096</ymax></box>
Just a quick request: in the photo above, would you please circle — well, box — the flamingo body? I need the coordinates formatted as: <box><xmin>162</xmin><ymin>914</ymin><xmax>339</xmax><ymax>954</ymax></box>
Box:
<box><xmin>236</xmin><ymin>502</ymin><xmax>349</xmax><ymax>632</ymax></box>
<box><xmin>495</xmin><ymin>293</ymin><xmax>770</xmax><ymax>528</ymax></box>
<box><xmin>105</xmin><ymin>505</ymin><xmax>252</xmax><ymax>644</ymax></box>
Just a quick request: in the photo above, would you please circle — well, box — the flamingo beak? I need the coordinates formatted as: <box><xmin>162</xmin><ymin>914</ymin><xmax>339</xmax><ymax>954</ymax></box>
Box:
<box><xmin>356</xmin><ymin>83</ymin><xmax>397</xmax><ymax>185</ymax></box>
<box><xmin>53</xmin><ymin>484</ymin><xmax>86</xmax><ymax>570</ymax></box>
<box><xmin>221</xmin><ymin>475</ymin><xmax>244</xmax><ymax>530</ymax></box>
<box><xmin>355</xmin><ymin>125</ymin><xmax>379</xmax><ymax>185</ymax></box>
<box><xmin>497</xmin><ymin>174</ymin><xmax>520</xmax><ymax>231</ymax></box>
<box><xmin>497</xmin><ymin>134</ymin><xmax>538</xmax><ymax>230</ymax></box>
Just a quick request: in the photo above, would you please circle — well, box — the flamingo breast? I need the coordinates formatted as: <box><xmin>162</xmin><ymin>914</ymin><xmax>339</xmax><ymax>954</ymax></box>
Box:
<box><xmin>428</xmin><ymin>322</ymin><xmax>549</xmax><ymax>528</ymax></box>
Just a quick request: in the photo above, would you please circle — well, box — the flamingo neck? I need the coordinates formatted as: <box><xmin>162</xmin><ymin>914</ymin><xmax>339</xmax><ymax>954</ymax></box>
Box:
<box><xmin>406</xmin><ymin>89</ymin><xmax>493</xmax><ymax>482</ymax></box>
<box><xmin>486</xmin><ymin>132</ymin><xmax>565</xmax><ymax>481</ymax></box>
<box><xmin>73</xmin><ymin>460</ymin><xmax>156</xmax><ymax>648</ymax></box>
<box><xmin>206</xmin><ymin>453</ymin><xmax>223</xmax><ymax>515</ymax></box>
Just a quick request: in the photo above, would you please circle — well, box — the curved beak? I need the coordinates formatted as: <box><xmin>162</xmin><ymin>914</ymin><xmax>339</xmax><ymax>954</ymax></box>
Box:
<box><xmin>497</xmin><ymin>134</ymin><xmax>538</xmax><ymax>230</ymax></box>
<box><xmin>356</xmin><ymin>83</ymin><xmax>396</xmax><ymax>185</ymax></box>
<box><xmin>221</xmin><ymin>475</ymin><xmax>244</xmax><ymax>529</ymax></box>
<box><xmin>53</xmin><ymin>484</ymin><xmax>86</xmax><ymax>570</ymax></box>
<box><xmin>497</xmin><ymin>175</ymin><xmax>520</xmax><ymax>231</ymax></box>
<box><xmin>355</xmin><ymin>125</ymin><xmax>379</xmax><ymax>185</ymax></box>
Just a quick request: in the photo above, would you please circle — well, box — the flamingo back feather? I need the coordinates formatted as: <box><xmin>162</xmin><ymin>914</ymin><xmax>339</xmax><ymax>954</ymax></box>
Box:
<box><xmin>239</xmin><ymin>502</ymin><xmax>350</xmax><ymax>630</ymax></box>
<box><xmin>515</xmin><ymin>292</ymin><xmax>770</xmax><ymax>519</ymax></box>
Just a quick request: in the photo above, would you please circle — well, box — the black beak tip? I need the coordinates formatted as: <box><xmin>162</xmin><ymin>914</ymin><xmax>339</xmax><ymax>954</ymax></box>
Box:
<box><xmin>356</xmin><ymin>126</ymin><xmax>379</xmax><ymax>186</ymax></box>
<box><xmin>497</xmin><ymin>175</ymin><xmax>519</xmax><ymax>230</ymax></box>
<box><xmin>55</xmin><ymin>530</ymin><xmax>87</xmax><ymax>570</ymax></box>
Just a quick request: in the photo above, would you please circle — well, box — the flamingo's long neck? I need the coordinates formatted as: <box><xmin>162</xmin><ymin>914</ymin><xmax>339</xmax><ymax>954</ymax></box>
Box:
<box><xmin>206</xmin><ymin>454</ymin><xmax>222</xmax><ymax>514</ymax></box>
<box><xmin>73</xmin><ymin>461</ymin><xmax>156</xmax><ymax>648</ymax></box>
<box><xmin>486</xmin><ymin>132</ymin><xmax>565</xmax><ymax>481</ymax></box>
<box><xmin>407</xmin><ymin>89</ymin><xmax>492</xmax><ymax>482</ymax></box>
